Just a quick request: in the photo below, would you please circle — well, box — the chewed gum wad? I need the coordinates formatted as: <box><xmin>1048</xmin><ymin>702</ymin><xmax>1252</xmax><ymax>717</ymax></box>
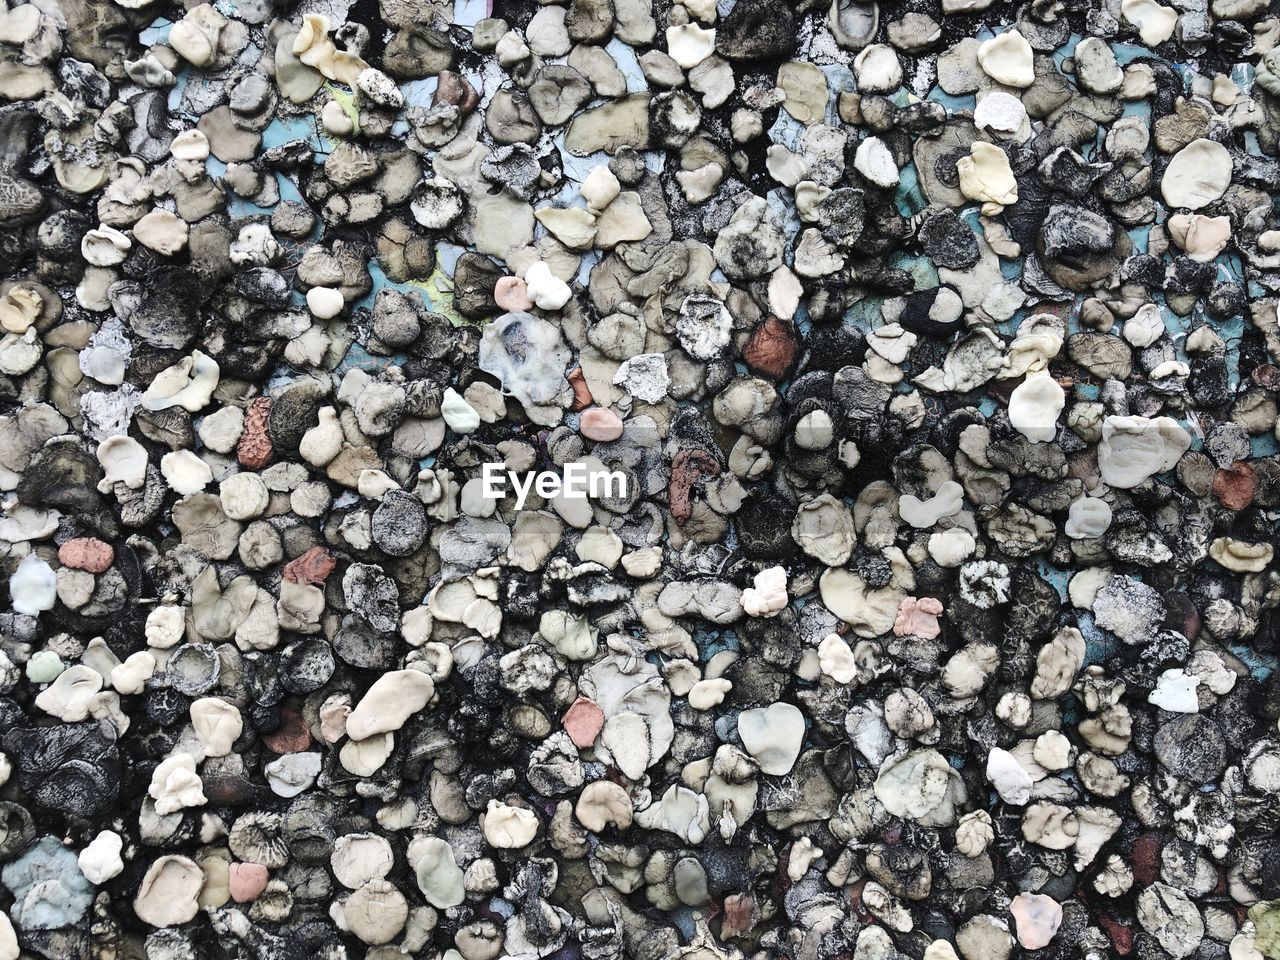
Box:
<box><xmin>1</xmin><ymin>0</ymin><xmax>1280</xmax><ymax>958</ymax></box>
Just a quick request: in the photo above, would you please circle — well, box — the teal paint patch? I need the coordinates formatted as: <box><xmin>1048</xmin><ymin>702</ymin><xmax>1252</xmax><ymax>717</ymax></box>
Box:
<box><xmin>697</xmin><ymin>628</ymin><xmax>738</xmax><ymax>662</ymax></box>
<box><xmin>1229</xmin><ymin>644</ymin><xmax>1276</xmax><ymax>681</ymax></box>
